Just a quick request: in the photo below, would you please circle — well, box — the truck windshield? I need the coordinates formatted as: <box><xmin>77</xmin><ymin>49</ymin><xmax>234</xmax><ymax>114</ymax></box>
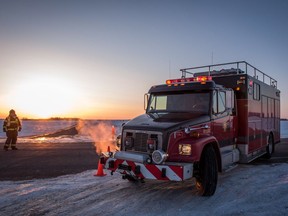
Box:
<box><xmin>147</xmin><ymin>92</ymin><xmax>210</xmax><ymax>120</ymax></box>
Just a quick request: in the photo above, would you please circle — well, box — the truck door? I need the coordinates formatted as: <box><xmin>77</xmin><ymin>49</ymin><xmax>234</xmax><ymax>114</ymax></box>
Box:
<box><xmin>212</xmin><ymin>90</ymin><xmax>234</xmax><ymax>148</ymax></box>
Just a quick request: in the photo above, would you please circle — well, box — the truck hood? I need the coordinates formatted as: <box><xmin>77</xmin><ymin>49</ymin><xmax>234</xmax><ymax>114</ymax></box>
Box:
<box><xmin>123</xmin><ymin>114</ymin><xmax>210</xmax><ymax>132</ymax></box>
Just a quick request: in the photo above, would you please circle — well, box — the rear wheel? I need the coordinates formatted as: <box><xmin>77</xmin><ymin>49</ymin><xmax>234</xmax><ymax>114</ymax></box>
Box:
<box><xmin>265</xmin><ymin>134</ymin><xmax>274</xmax><ymax>159</ymax></box>
<box><xmin>195</xmin><ymin>146</ymin><xmax>218</xmax><ymax>196</ymax></box>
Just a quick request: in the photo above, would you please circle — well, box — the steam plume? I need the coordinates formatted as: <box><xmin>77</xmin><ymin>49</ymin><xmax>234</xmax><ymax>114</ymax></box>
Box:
<box><xmin>76</xmin><ymin>120</ymin><xmax>117</xmax><ymax>154</ymax></box>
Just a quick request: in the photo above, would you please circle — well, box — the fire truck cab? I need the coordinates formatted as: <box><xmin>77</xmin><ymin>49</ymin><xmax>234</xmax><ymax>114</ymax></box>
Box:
<box><xmin>103</xmin><ymin>61</ymin><xmax>280</xmax><ymax>196</ymax></box>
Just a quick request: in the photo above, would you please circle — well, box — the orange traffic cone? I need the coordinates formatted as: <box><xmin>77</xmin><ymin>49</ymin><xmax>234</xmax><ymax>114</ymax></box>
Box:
<box><xmin>94</xmin><ymin>160</ymin><xmax>107</xmax><ymax>177</ymax></box>
<box><xmin>107</xmin><ymin>146</ymin><xmax>110</xmax><ymax>153</ymax></box>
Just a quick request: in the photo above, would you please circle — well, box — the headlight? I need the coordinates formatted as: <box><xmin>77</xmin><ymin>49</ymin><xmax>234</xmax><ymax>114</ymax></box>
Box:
<box><xmin>116</xmin><ymin>135</ymin><xmax>121</xmax><ymax>147</ymax></box>
<box><xmin>147</xmin><ymin>138</ymin><xmax>157</xmax><ymax>151</ymax></box>
<box><xmin>152</xmin><ymin>150</ymin><xmax>168</xmax><ymax>164</ymax></box>
<box><xmin>124</xmin><ymin>137</ymin><xmax>134</xmax><ymax>149</ymax></box>
<box><xmin>179</xmin><ymin>144</ymin><xmax>192</xmax><ymax>155</ymax></box>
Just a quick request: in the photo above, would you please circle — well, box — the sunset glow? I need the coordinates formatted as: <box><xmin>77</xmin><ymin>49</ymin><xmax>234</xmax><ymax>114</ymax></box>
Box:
<box><xmin>3</xmin><ymin>76</ymin><xmax>81</xmax><ymax>119</ymax></box>
<box><xmin>0</xmin><ymin>1</ymin><xmax>288</xmax><ymax>119</ymax></box>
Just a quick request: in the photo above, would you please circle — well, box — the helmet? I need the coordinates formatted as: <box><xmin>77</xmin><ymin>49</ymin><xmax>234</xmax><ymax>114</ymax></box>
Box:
<box><xmin>9</xmin><ymin>109</ymin><xmax>16</xmax><ymax>114</ymax></box>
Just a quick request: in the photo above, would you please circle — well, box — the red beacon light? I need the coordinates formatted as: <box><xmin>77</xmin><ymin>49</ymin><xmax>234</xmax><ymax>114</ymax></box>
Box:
<box><xmin>196</xmin><ymin>76</ymin><xmax>212</xmax><ymax>82</ymax></box>
<box><xmin>166</xmin><ymin>76</ymin><xmax>212</xmax><ymax>85</ymax></box>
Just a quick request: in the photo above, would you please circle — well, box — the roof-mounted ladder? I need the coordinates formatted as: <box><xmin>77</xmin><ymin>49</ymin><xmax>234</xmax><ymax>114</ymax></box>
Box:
<box><xmin>180</xmin><ymin>61</ymin><xmax>277</xmax><ymax>88</ymax></box>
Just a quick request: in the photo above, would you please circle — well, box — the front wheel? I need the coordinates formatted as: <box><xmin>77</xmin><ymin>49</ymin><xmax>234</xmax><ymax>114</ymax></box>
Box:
<box><xmin>195</xmin><ymin>146</ymin><xmax>218</xmax><ymax>196</ymax></box>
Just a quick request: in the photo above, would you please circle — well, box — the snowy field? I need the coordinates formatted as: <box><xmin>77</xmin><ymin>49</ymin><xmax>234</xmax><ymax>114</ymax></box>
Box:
<box><xmin>0</xmin><ymin>163</ymin><xmax>288</xmax><ymax>216</ymax></box>
<box><xmin>0</xmin><ymin>120</ymin><xmax>288</xmax><ymax>216</ymax></box>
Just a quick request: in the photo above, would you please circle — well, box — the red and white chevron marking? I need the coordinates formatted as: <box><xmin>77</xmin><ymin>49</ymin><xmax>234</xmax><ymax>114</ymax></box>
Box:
<box><xmin>105</xmin><ymin>158</ymin><xmax>193</xmax><ymax>181</ymax></box>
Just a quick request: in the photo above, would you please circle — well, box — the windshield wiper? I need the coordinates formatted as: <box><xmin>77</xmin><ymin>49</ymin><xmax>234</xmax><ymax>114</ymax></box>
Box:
<box><xmin>147</xmin><ymin>110</ymin><xmax>160</xmax><ymax>118</ymax></box>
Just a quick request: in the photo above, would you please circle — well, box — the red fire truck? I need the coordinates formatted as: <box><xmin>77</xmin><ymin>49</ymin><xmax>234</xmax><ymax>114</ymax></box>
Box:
<box><xmin>103</xmin><ymin>61</ymin><xmax>280</xmax><ymax>196</ymax></box>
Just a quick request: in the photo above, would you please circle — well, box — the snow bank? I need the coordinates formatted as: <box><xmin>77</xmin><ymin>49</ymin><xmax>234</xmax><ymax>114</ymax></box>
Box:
<box><xmin>0</xmin><ymin>163</ymin><xmax>288</xmax><ymax>216</ymax></box>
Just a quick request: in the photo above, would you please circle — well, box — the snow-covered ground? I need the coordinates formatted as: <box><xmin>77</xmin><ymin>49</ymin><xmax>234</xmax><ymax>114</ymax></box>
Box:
<box><xmin>0</xmin><ymin>163</ymin><xmax>288</xmax><ymax>216</ymax></box>
<box><xmin>0</xmin><ymin>120</ymin><xmax>287</xmax><ymax>215</ymax></box>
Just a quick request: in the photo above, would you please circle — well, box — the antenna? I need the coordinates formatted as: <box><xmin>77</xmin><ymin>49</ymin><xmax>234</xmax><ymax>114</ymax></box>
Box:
<box><xmin>210</xmin><ymin>52</ymin><xmax>214</xmax><ymax>76</ymax></box>
<box><xmin>169</xmin><ymin>59</ymin><xmax>171</xmax><ymax>78</ymax></box>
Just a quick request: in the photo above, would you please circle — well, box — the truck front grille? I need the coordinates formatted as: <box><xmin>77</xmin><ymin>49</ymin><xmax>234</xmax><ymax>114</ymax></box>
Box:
<box><xmin>123</xmin><ymin>130</ymin><xmax>163</xmax><ymax>153</ymax></box>
<box><xmin>134</xmin><ymin>133</ymin><xmax>148</xmax><ymax>152</ymax></box>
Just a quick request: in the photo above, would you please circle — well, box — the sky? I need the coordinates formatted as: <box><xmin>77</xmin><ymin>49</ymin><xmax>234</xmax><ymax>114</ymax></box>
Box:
<box><xmin>0</xmin><ymin>0</ymin><xmax>288</xmax><ymax>119</ymax></box>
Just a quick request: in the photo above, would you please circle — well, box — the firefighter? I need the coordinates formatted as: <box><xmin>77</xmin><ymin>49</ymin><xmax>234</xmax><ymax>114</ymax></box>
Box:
<box><xmin>3</xmin><ymin>109</ymin><xmax>22</xmax><ymax>151</ymax></box>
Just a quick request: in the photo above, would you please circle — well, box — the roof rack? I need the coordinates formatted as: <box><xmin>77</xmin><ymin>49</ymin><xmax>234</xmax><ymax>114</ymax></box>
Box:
<box><xmin>180</xmin><ymin>61</ymin><xmax>277</xmax><ymax>88</ymax></box>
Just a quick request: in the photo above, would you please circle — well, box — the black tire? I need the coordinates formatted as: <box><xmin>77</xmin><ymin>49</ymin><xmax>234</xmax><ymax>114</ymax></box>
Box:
<box><xmin>265</xmin><ymin>134</ymin><xmax>274</xmax><ymax>159</ymax></box>
<box><xmin>195</xmin><ymin>146</ymin><xmax>218</xmax><ymax>196</ymax></box>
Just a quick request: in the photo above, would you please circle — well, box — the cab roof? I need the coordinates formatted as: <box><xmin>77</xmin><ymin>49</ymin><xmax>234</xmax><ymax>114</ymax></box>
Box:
<box><xmin>148</xmin><ymin>81</ymin><xmax>222</xmax><ymax>94</ymax></box>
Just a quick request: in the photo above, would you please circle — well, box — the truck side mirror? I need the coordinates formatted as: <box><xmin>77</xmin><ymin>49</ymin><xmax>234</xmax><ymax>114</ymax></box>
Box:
<box><xmin>144</xmin><ymin>93</ymin><xmax>149</xmax><ymax>111</ymax></box>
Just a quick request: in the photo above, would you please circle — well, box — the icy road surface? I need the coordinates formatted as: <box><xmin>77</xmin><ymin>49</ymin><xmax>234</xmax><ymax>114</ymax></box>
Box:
<box><xmin>0</xmin><ymin>163</ymin><xmax>288</xmax><ymax>216</ymax></box>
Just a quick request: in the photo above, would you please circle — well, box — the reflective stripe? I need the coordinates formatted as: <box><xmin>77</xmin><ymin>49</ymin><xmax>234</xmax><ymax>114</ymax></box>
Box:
<box><xmin>106</xmin><ymin>158</ymin><xmax>193</xmax><ymax>181</ymax></box>
<box><xmin>8</xmin><ymin>120</ymin><xmax>18</xmax><ymax>124</ymax></box>
<box><xmin>7</xmin><ymin>128</ymin><xmax>18</xmax><ymax>131</ymax></box>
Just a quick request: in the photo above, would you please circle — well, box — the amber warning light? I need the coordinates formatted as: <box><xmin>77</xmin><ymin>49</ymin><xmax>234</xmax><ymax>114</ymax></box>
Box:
<box><xmin>166</xmin><ymin>76</ymin><xmax>212</xmax><ymax>85</ymax></box>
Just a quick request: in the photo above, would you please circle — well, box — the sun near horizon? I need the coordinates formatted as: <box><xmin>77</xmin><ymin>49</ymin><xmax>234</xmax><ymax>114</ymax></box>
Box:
<box><xmin>0</xmin><ymin>100</ymin><xmax>143</xmax><ymax>120</ymax></box>
<box><xmin>0</xmin><ymin>75</ymin><xmax>144</xmax><ymax>120</ymax></box>
<box><xmin>0</xmin><ymin>105</ymin><xmax>143</xmax><ymax>120</ymax></box>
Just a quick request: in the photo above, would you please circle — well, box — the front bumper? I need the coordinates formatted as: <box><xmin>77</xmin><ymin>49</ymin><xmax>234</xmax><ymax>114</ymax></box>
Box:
<box><xmin>103</xmin><ymin>151</ymin><xmax>193</xmax><ymax>181</ymax></box>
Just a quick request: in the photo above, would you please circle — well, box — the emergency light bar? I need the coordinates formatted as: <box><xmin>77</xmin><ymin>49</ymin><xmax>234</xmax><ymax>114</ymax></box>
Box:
<box><xmin>166</xmin><ymin>76</ymin><xmax>212</xmax><ymax>85</ymax></box>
